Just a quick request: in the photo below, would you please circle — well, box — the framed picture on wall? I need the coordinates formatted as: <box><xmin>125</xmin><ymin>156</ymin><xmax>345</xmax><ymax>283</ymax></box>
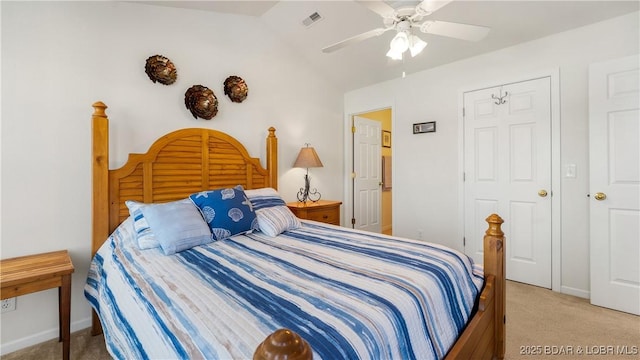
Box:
<box><xmin>413</xmin><ymin>121</ymin><xmax>436</xmax><ymax>134</ymax></box>
<box><xmin>382</xmin><ymin>130</ymin><xmax>391</xmax><ymax>148</ymax></box>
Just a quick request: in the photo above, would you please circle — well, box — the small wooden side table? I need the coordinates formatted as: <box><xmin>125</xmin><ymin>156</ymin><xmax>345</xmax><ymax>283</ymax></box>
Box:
<box><xmin>287</xmin><ymin>200</ymin><xmax>342</xmax><ymax>226</ymax></box>
<box><xmin>0</xmin><ymin>250</ymin><xmax>75</xmax><ymax>360</ymax></box>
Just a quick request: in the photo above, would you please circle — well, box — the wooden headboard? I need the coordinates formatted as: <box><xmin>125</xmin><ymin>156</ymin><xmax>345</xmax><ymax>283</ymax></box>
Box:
<box><xmin>91</xmin><ymin>101</ymin><xmax>278</xmax><ymax>257</ymax></box>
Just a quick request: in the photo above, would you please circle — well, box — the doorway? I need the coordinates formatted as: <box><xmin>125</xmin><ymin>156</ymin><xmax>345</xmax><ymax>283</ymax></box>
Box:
<box><xmin>352</xmin><ymin>109</ymin><xmax>393</xmax><ymax>234</ymax></box>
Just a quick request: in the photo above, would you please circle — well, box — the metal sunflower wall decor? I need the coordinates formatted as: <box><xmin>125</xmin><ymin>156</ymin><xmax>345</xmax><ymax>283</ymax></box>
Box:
<box><xmin>223</xmin><ymin>75</ymin><xmax>249</xmax><ymax>103</ymax></box>
<box><xmin>184</xmin><ymin>85</ymin><xmax>218</xmax><ymax>120</ymax></box>
<box><xmin>144</xmin><ymin>55</ymin><xmax>177</xmax><ymax>85</ymax></box>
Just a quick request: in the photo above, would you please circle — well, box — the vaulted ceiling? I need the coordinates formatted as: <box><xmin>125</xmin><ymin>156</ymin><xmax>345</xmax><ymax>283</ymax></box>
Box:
<box><xmin>134</xmin><ymin>1</ymin><xmax>639</xmax><ymax>92</ymax></box>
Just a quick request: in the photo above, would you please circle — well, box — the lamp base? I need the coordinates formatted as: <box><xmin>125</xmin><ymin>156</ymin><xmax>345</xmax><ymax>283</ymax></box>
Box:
<box><xmin>297</xmin><ymin>173</ymin><xmax>321</xmax><ymax>203</ymax></box>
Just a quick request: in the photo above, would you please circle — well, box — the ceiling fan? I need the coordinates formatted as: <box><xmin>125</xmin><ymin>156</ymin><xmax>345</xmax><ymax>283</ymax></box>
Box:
<box><xmin>322</xmin><ymin>0</ymin><xmax>490</xmax><ymax>59</ymax></box>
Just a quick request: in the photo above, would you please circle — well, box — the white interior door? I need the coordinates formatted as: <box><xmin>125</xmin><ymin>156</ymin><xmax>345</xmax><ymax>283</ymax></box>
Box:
<box><xmin>353</xmin><ymin>116</ymin><xmax>381</xmax><ymax>233</ymax></box>
<box><xmin>589</xmin><ymin>54</ymin><xmax>640</xmax><ymax>315</ymax></box>
<box><xmin>464</xmin><ymin>77</ymin><xmax>552</xmax><ymax>288</ymax></box>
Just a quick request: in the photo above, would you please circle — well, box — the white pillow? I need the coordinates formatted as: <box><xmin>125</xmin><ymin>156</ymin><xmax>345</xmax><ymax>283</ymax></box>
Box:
<box><xmin>256</xmin><ymin>206</ymin><xmax>301</xmax><ymax>237</ymax></box>
<box><xmin>125</xmin><ymin>200</ymin><xmax>160</xmax><ymax>249</ymax></box>
<box><xmin>138</xmin><ymin>199</ymin><xmax>213</xmax><ymax>255</ymax></box>
<box><xmin>245</xmin><ymin>187</ymin><xmax>287</xmax><ymax>210</ymax></box>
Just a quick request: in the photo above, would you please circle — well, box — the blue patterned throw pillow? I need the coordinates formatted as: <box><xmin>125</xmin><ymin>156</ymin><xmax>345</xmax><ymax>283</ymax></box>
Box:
<box><xmin>190</xmin><ymin>187</ymin><xmax>258</xmax><ymax>240</ymax></box>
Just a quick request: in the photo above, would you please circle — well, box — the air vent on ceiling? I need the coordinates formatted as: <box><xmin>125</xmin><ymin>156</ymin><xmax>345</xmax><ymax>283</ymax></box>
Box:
<box><xmin>302</xmin><ymin>12</ymin><xmax>323</xmax><ymax>28</ymax></box>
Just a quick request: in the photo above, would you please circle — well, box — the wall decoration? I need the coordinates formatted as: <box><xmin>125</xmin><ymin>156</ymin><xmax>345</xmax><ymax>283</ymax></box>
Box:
<box><xmin>413</xmin><ymin>121</ymin><xmax>436</xmax><ymax>134</ymax></box>
<box><xmin>144</xmin><ymin>55</ymin><xmax>177</xmax><ymax>85</ymax></box>
<box><xmin>382</xmin><ymin>156</ymin><xmax>392</xmax><ymax>190</ymax></box>
<box><xmin>184</xmin><ymin>85</ymin><xmax>218</xmax><ymax>120</ymax></box>
<box><xmin>382</xmin><ymin>130</ymin><xmax>391</xmax><ymax>148</ymax></box>
<box><xmin>224</xmin><ymin>76</ymin><xmax>249</xmax><ymax>103</ymax></box>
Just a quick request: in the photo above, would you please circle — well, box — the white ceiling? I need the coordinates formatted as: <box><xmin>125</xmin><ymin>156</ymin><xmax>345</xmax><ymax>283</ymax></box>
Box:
<box><xmin>132</xmin><ymin>1</ymin><xmax>639</xmax><ymax>92</ymax></box>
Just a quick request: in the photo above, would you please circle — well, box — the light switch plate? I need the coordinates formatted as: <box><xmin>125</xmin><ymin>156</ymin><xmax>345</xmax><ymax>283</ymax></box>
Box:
<box><xmin>564</xmin><ymin>164</ymin><xmax>577</xmax><ymax>178</ymax></box>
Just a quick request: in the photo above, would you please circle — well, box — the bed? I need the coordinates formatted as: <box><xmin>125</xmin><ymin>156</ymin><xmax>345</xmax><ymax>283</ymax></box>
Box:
<box><xmin>86</xmin><ymin>101</ymin><xmax>505</xmax><ymax>360</ymax></box>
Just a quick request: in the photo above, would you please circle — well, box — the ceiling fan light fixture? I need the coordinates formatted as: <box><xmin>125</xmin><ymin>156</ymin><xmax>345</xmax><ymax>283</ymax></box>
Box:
<box><xmin>409</xmin><ymin>35</ymin><xmax>427</xmax><ymax>57</ymax></box>
<box><xmin>386</xmin><ymin>48</ymin><xmax>403</xmax><ymax>60</ymax></box>
<box><xmin>389</xmin><ymin>31</ymin><xmax>409</xmax><ymax>53</ymax></box>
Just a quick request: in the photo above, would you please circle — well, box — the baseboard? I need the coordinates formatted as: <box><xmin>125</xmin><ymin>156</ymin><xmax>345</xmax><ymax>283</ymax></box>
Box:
<box><xmin>561</xmin><ymin>285</ymin><xmax>590</xmax><ymax>299</ymax></box>
<box><xmin>0</xmin><ymin>317</ymin><xmax>91</xmax><ymax>356</ymax></box>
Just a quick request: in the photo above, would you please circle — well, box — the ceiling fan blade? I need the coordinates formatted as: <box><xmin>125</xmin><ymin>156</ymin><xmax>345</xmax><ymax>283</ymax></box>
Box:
<box><xmin>417</xmin><ymin>0</ymin><xmax>453</xmax><ymax>14</ymax></box>
<box><xmin>419</xmin><ymin>20</ymin><xmax>490</xmax><ymax>42</ymax></box>
<box><xmin>322</xmin><ymin>27</ymin><xmax>392</xmax><ymax>53</ymax></box>
<box><xmin>355</xmin><ymin>0</ymin><xmax>396</xmax><ymax>18</ymax></box>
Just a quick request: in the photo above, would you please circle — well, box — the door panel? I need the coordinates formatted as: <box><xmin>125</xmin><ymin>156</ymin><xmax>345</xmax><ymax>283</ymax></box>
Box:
<box><xmin>464</xmin><ymin>77</ymin><xmax>552</xmax><ymax>288</ymax></box>
<box><xmin>510</xmin><ymin>124</ymin><xmax>534</xmax><ymax>180</ymax></box>
<box><xmin>589</xmin><ymin>54</ymin><xmax>640</xmax><ymax>314</ymax></box>
<box><xmin>509</xmin><ymin>201</ymin><xmax>535</xmax><ymax>262</ymax></box>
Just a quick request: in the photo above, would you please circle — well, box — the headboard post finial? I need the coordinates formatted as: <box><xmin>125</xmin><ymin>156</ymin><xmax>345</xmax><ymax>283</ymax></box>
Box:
<box><xmin>92</xmin><ymin>101</ymin><xmax>108</xmax><ymax>118</ymax></box>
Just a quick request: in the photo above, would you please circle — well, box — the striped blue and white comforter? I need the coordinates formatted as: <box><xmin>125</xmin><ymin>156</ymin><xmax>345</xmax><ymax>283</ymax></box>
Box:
<box><xmin>85</xmin><ymin>218</ymin><xmax>484</xmax><ymax>360</ymax></box>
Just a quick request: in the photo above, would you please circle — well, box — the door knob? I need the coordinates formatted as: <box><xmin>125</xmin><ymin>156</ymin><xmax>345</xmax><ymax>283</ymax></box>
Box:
<box><xmin>538</xmin><ymin>189</ymin><xmax>548</xmax><ymax>197</ymax></box>
<box><xmin>594</xmin><ymin>192</ymin><xmax>607</xmax><ymax>201</ymax></box>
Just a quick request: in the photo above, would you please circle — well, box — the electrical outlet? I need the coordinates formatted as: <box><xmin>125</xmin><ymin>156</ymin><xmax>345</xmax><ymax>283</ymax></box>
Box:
<box><xmin>1</xmin><ymin>298</ymin><xmax>16</xmax><ymax>313</ymax></box>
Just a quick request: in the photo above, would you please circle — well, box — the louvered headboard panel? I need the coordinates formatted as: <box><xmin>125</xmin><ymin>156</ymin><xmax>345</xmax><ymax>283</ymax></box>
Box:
<box><xmin>92</xmin><ymin>101</ymin><xmax>278</xmax><ymax>254</ymax></box>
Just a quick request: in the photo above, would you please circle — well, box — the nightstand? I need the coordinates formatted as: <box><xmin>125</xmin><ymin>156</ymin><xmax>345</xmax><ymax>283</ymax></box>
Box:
<box><xmin>0</xmin><ymin>250</ymin><xmax>75</xmax><ymax>360</ymax></box>
<box><xmin>287</xmin><ymin>200</ymin><xmax>342</xmax><ymax>225</ymax></box>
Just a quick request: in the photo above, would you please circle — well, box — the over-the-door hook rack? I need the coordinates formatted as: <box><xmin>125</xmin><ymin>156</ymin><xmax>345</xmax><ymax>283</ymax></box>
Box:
<box><xmin>492</xmin><ymin>89</ymin><xmax>509</xmax><ymax>105</ymax></box>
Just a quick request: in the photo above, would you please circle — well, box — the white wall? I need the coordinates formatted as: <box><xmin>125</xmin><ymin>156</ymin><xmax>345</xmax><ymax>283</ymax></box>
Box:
<box><xmin>0</xmin><ymin>1</ymin><xmax>344</xmax><ymax>353</ymax></box>
<box><xmin>345</xmin><ymin>12</ymin><xmax>639</xmax><ymax>298</ymax></box>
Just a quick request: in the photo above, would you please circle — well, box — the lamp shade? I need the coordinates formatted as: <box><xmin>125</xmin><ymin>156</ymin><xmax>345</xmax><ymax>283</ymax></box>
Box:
<box><xmin>293</xmin><ymin>145</ymin><xmax>323</xmax><ymax>168</ymax></box>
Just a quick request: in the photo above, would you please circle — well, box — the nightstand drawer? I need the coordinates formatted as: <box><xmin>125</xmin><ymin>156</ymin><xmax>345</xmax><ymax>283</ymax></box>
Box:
<box><xmin>286</xmin><ymin>200</ymin><xmax>342</xmax><ymax>226</ymax></box>
<box><xmin>305</xmin><ymin>208</ymin><xmax>339</xmax><ymax>225</ymax></box>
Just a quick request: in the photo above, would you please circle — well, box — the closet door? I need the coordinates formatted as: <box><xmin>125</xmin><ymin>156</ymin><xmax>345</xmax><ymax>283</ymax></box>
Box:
<box><xmin>464</xmin><ymin>77</ymin><xmax>552</xmax><ymax>288</ymax></box>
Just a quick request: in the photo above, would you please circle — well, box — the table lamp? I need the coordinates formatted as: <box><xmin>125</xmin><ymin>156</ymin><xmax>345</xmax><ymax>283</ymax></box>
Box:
<box><xmin>293</xmin><ymin>143</ymin><xmax>323</xmax><ymax>203</ymax></box>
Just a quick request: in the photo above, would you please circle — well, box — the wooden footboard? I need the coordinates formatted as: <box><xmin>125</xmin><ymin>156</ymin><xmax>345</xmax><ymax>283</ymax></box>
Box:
<box><xmin>254</xmin><ymin>214</ymin><xmax>506</xmax><ymax>360</ymax></box>
<box><xmin>445</xmin><ymin>214</ymin><xmax>505</xmax><ymax>360</ymax></box>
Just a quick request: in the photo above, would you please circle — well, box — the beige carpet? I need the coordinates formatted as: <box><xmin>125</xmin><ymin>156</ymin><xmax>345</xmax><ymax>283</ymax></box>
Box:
<box><xmin>2</xmin><ymin>281</ymin><xmax>638</xmax><ymax>359</ymax></box>
<box><xmin>505</xmin><ymin>281</ymin><xmax>639</xmax><ymax>360</ymax></box>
